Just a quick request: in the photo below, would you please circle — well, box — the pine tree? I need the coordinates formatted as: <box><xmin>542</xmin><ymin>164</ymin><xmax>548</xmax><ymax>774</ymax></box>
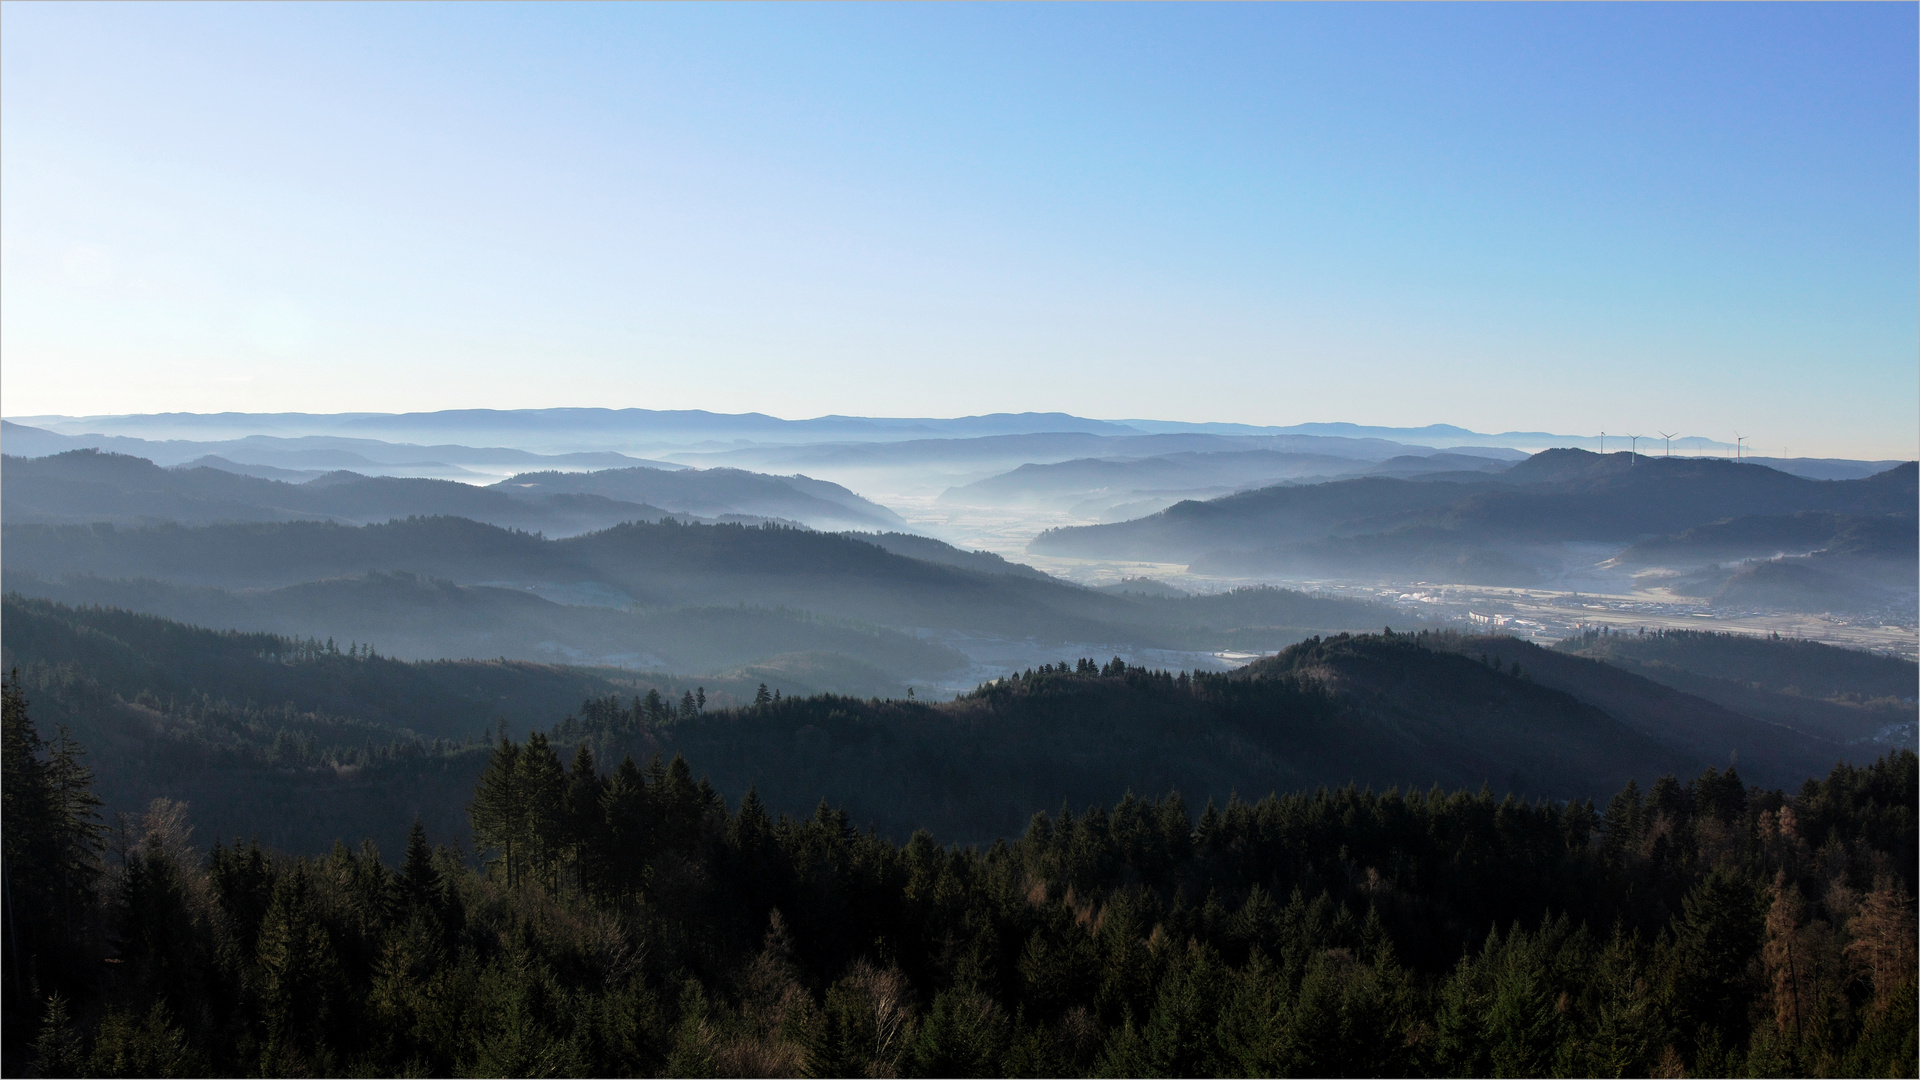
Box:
<box><xmin>257</xmin><ymin>864</ymin><xmax>344</xmax><ymax>1069</ymax></box>
<box><xmin>909</xmin><ymin>988</ymin><xmax>1007</xmax><ymax>1076</ymax></box>
<box><xmin>1665</xmin><ymin>864</ymin><xmax>1764</xmax><ymax>1056</ymax></box>
<box><xmin>565</xmin><ymin>743</ymin><xmax>607</xmax><ymax>895</ymax></box>
<box><xmin>2</xmin><ymin>670</ymin><xmax>56</xmax><ymax>1003</ymax></box>
<box><xmin>216</xmin><ymin>837</ymin><xmax>278</xmax><ymax>955</ymax></box>
<box><xmin>517</xmin><ymin>733</ymin><xmax>568</xmax><ymax>889</ymax></box>
<box><xmin>603</xmin><ymin>754</ymin><xmax>652</xmax><ymax>901</ymax></box>
<box><xmin>399</xmin><ymin>820</ymin><xmax>442</xmax><ymax>920</ymax></box>
<box><xmin>31</xmin><ymin>993</ymin><xmax>85</xmax><ymax>1077</ymax></box>
<box><xmin>469</xmin><ymin>736</ymin><xmax>524</xmax><ymax>886</ymax></box>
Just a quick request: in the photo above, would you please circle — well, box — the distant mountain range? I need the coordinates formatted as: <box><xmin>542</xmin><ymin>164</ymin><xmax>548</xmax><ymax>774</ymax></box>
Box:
<box><xmin>4</xmin><ymin>447</ymin><xmax>1427</xmax><ymax>681</ymax></box>
<box><xmin>940</xmin><ymin>449</ymin><xmax>1518</xmax><ymax>512</ymax></box>
<box><xmin>2</xmin><ymin>448</ymin><xmax>900</xmax><ymax>533</ymax></box>
<box><xmin>1032</xmin><ymin>450</ymin><xmax>1918</xmax><ymax>603</ymax></box>
<box><xmin>12</xmin><ymin>408</ymin><xmax>1906</xmax><ymax>471</ymax></box>
<box><xmin>0</xmin><ymin>419</ymin><xmax>681</xmax><ymax>481</ymax></box>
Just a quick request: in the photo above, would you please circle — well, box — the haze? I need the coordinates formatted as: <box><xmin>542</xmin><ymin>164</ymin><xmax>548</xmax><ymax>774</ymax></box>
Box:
<box><xmin>3</xmin><ymin>3</ymin><xmax>1916</xmax><ymax>459</ymax></box>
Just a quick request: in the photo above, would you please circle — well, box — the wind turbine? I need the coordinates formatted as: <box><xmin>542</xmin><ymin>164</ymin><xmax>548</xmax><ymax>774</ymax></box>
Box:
<box><xmin>1733</xmin><ymin>433</ymin><xmax>1746</xmax><ymax>461</ymax></box>
<box><xmin>1599</xmin><ymin>431</ymin><xmax>1606</xmax><ymax>454</ymax></box>
<box><xmin>1659</xmin><ymin>431</ymin><xmax>1677</xmax><ymax>457</ymax></box>
<box><xmin>1627</xmin><ymin>434</ymin><xmax>1644</xmax><ymax>463</ymax></box>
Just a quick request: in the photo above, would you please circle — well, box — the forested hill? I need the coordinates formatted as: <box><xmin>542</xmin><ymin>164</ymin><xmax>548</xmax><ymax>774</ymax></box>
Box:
<box><xmin>1</xmin><ymin>595</ymin><xmax>745</xmax><ymax>855</ymax></box>
<box><xmin>1553</xmin><ymin>628</ymin><xmax>1918</xmax><ymax>748</ymax></box>
<box><xmin>5</xmin><ymin>667</ymin><xmax>1914</xmax><ymax>1078</ymax></box>
<box><xmin>491</xmin><ymin>466</ymin><xmax>903</xmax><ymax>528</ymax></box>
<box><xmin>4</xmin><ymin>597</ymin><xmax>1855</xmax><ymax>856</ymax></box>
<box><xmin>1</xmin><ymin>594</ymin><xmax>657</xmax><ymax>739</ymax></box>
<box><xmin>619</xmin><ymin>636</ymin><xmax>1696</xmax><ymax>843</ymax></box>
<box><xmin>4</xmin><ymin>516</ymin><xmax>1402</xmax><ymax>648</ymax></box>
<box><xmin>3</xmin><ymin>447</ymin><xmax>907</xmax><ymax>532</ymax></box>
<box><xmin>593</xmin><ymin>628</ymin><xmax>1864</xmax><ymax>841</ymax></box>
<box><xmin>1391</xmin><ymin>632</ymin><xmax>1861</xmax><ymax>789</ymax></box>
<box><xmin>7</xmin><ymin>569</ymin><xmax>969</xmax><ymax>679</ymax></box>
<box><xmin>1030</xmin><ymin>450</ymin><xmax>1918</xmax><ymax>564</ymax></box>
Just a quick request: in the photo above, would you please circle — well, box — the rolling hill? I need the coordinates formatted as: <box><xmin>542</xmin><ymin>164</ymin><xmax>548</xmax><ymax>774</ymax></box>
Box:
<box><xmin>1</xmin><ymin>448</ymin><xmax>903</xmax><ymax>533</ymax></box>
<box><xmin>492</xmin><ymin>465</ymin><xmax>901</xmax><ymax>529</ymax></box>
<box><xmin>1553</xmin><ymin>628</ymin><xmax>1917</xmax><ymax>747</ymax></box>
<box><xmin>5</xmin><ymin>599</ymin><xmax>1855</xmax><ymax>853</ymax></box>
<box><xmin>2</xmin><ymin>516</ymin><xmax>1409</xmax><ymax>660</ymax></box>
<box><xmin>943</xmin><ymin>449</ymin><xmax>1515</xmax><ymax>508</ymax></box>
<box><xmin>1031</xmin><ymin>451</ymin><xmax>1917</xmax><ymax>593</ymax></box>
<box><xmin>4</xmin><ymin>570</ymin><xmax>968</xmax><ymax>679</ymax></box>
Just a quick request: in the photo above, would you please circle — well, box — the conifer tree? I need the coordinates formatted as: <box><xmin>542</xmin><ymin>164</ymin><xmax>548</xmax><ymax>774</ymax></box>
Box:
<box><xmin>469</xmin><ymin>736</ymin><xmax>525</xmax><ymax>886</ymax></box>
<box><xmin>257</xmin><ymin>864</ymin><xmax>344</xmax><ymax>1069</ymax></box>
<box><xmin>517</xmin><ymin>733</ymin><xmax>568</xmax><ymax>889</ymax></box>
<box><xmin>1665</xmin><ymin>864</ymin><xmax>1765</xmax><ymax>1055</ymax></box>
<box><xmin>565</xmin><ymin>743</ymin><xmax>607</xmax><ymax>894</ymax></box>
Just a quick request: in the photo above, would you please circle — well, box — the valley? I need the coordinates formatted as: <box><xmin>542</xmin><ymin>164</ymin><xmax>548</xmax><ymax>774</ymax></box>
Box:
<box><xmin>8</xmin><ymin>12</ymin><xmax>1915</xmax><ymax>1074</ymax></box>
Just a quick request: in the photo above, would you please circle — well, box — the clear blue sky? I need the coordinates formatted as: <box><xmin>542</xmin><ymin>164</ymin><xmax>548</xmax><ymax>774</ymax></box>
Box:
<box><xmin>3</xmin><ymin>2</ymin><xmax>1914</xmax><ymax>457</ymax></box>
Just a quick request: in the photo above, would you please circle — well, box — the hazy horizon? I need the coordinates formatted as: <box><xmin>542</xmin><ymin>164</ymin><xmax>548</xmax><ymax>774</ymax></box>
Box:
<box><xmin>6</xmin><ymin>406</ymin><xmax>1913</xmax><ymax>465</ymax></box>
<box><xmin>4</xmin><ymin>4</ymin><xmax>1916</xmax><ymax>459</ymax></box>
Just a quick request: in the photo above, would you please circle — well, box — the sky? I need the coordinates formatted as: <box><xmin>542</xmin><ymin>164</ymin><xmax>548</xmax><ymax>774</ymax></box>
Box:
<box><xmin>2</xmin><ymin>2</ymin><xmax>1915</xmax><ymax>458</ymax></box>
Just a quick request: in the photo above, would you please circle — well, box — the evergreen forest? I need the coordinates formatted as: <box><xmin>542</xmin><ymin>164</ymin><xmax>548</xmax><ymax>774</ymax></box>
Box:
<box><xmin>4</xmin><ymin>668</ymin><xmax>1914</xmax><ymax>1078</ymax></box>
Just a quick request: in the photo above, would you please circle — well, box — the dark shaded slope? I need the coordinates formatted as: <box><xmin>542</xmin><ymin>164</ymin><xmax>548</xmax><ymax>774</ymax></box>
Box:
<box><xmin>5</xmin><ymin>571</ymin><xmax>967</xmax><ymax>679</ymax></box>
<box><xmin>1554</xmin><ymin>627</ymin><xmax>1918</xmax><ymax>699</ymax></box>
<box><xmin>1423</xmin><ymin>633</ymin><xmax>1851</xmax><ymax>789</ymax></box>
<box><xmin>1</xmin><ymin>597</ymin><xmax>839</xmax><ymax>854</ymax></box>
<box><xmin>653</xmin><ymin>632</ymin><xmax>1713</xmax><ymax>842</ymax></box>
<box><xmin>1553</xmin><ymin>628</ymin><xmax>1917</xmax><ymax>747</ymax></box>
<box><xmin>4</xmin><ymin>599</ymin><xmax>1861</xmax><ymax>853</ymax></box>
<box><xmin>0</xmin><ymin>594</ymin><xmax>623</xmax><ymax>741</ymax></box>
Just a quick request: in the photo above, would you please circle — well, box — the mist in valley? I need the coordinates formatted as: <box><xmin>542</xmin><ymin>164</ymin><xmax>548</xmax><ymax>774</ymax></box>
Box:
<box><xmin>5</xmin><ymin>7</ymin><xmax>1916</xmax><ymax>1073</ymax></box>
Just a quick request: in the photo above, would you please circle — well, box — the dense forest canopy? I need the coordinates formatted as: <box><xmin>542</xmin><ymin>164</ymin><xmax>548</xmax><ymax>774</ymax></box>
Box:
<box><xmin>3</xmin><ymin>672</ymin><xmax>1913</xmax><ymax>1077</ymax></box>
<box><xmin>9</xmin><ymin>596</ymin><xmax>1881</xmax><ymax>857</ymax></box>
